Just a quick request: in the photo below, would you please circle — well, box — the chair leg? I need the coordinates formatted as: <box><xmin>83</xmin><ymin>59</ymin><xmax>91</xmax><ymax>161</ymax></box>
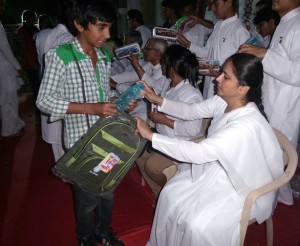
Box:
<box><xmin>266</xmin><ymin>217</ymin><xmax>273</xmax><ymax>246</ymax></box>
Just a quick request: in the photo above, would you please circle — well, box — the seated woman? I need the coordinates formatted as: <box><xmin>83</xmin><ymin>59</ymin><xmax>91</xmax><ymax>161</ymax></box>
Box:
<box><xmin>136</xmin><ymin>44</ymin><xmax>203</xmax><ymax>198</ymax></box>
<box><xmin>135</xmin><ymin>53</ymin><xmax>292</xmax><ymax>245</ymax></box>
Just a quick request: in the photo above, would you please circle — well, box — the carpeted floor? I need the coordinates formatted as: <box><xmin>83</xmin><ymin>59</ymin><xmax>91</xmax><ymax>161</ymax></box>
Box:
<box><xmin>0</xmin><ymin>93</ymin><xmax>299</xmax><ymax>246</ymax></box>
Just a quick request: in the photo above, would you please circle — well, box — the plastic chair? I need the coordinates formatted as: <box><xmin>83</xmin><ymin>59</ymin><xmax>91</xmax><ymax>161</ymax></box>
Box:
<box><xmin>239</xmin><ymin>128</ymin><xmax>298</xmax><ymax>246</ymax></box>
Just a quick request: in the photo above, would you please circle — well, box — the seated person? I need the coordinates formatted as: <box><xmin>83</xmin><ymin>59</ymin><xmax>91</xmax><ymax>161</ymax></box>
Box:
<box><xmin>111</xmin><ymin>38</ymin><xmax>168</xmax><ymax>120</ymax></box>
<box><xmin>136</xmin><ymin>53</ymin><xmax>292</xmax><ymax>245</ymax></box>
<box><xmin>136</xmin><ymin>44</ymin><xmax>203</xmax><ymax>198</ymax></box>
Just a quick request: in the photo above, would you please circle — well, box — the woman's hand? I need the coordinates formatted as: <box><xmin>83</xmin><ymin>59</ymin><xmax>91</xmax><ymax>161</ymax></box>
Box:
<box><xmin>135</xmin><ymin>117</ymin><xmax>154</xmax><ymax>141</ymax></box>
<box><xmin>139</xmin><ymin>81</ymin><xmax>164</xmax><ymax>106</ymax></box>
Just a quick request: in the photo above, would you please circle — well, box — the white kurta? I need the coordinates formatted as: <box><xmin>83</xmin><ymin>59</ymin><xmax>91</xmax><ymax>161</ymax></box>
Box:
<box><xmin>262</xmin><ymin>7</ymin><xmax>300</xmax><ymax>147</ymax></box>
<box><xmin>136</xmin><ymin>25</ymin><xmax>152</xmax><ymax>48</ymax></box>
<box><xmin>190</xmin><ymin>14</ymin><xmax>249</xmax><ymax>99</ymax></box>
<box><xmin>0</xmin><ymin>22</ymin><xmax>22</xmax><ymax>98</ymax></box>
<box><xmin>35</xmin><ymin>24</ymin><xmax>74</xmax><ymax>160</ymax></box>
<box><xmin>0</xmin><ymin>22</ymin><xmax>25</xmax><ymax>136</ymax></box>
<box><xmin>182</xmin><ymin>23</ymin><xmax>212</xmax><ymax>48</ymax></box>
<box><xmin>147</xmin><ymin>96</ymin><xmax>292</xmax><ymax>246</ymax></box>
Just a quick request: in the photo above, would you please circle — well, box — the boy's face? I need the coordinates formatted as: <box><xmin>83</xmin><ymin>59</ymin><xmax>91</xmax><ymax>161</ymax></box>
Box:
<box><xmin>272</xmin><ymin>0</ymin><xmax>299</xmax><ymax>17</ymax></box>
<box><xmin>256</xmin><ymin>20</ymin><xmax>274</xmax><ymax>37</ymax></box>
<box><xmin>212</xmin><ymin>0</ymin><xmax>230</xmax><ymax>19</ymax></box>
<box><xmin>77</xmin><ymin>20</ymin><xmax>112</xmax><ymax>48</ymax></box>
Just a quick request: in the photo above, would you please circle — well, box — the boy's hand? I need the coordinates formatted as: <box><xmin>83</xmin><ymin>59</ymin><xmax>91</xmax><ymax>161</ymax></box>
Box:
<box><xmin>125</xmin><ymin>99</ymin><xmax>138</xmax><ymax>113</ymax></box>
<box><xmin>95</xmin><ymin>102</ymin><xmax>118</xmax><ymax>117</ymax></box>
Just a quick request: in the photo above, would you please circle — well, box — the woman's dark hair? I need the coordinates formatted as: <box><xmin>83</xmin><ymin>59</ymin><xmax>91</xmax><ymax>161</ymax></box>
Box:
<box><xmin>127</xmin><ymin>9</ymin><xmax>144</xmax><ymax>25</ymax></box>
<box><xmin>162</xmin><ymin>44</ymin><xmax>199</xmax><ymax>87</ymax></box>
<box><xmin>68</xmin><ymin>0</ymin><xmax>116</xmax><ymax>35</ymax></box>
<box><xmin>226</xmin><ymin>53</ymin><xmax>268</xmax><ymax>120</ymax></box>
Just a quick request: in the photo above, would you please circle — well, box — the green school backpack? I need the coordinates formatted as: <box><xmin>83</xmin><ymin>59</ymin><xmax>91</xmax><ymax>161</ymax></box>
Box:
<box><xmin>52</xmin><ymin>111</ymin><xmax>147</xmax><ymax>197</ymax></box>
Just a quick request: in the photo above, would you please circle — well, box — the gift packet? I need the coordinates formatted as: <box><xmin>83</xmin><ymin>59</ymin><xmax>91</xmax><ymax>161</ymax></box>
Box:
<box><xmin>198</xmin><ymin>59</ymin><xmax>220</xmax><ymax>72</ymax></box>
<box><xmin>115</xmin><ymin>43</ymin><xmax>141</xmax><ymax>59</ymax></box>
<box><xmin>153</xmin><ymin>27</ymin><xmax>177</xmax><ymax>41</ymax></box>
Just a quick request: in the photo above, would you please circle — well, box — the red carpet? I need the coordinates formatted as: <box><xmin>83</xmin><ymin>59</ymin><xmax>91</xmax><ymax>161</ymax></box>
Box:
<box><xmin>0</xmin><ymin>93</ymin><xmax>300</xmax><ymax>246</ymax></box>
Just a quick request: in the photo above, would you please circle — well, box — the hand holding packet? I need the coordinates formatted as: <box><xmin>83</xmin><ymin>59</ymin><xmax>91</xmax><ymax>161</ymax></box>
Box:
<box><xmin>114</xmin><ymin>43</ymin><xmax>141</xmax><ymax>59</ymax></box>
<box><xmin>153</xmin><ymin>27</ymin><xmax>177</xmax><ymax>41</ymax></box>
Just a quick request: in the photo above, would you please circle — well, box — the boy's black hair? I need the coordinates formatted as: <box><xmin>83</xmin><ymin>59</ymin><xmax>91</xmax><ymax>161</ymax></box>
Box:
<box><xmin>253</xmin><ymin>7</ymin><xmax>280</xmax><ymax>26</ymax></box>
<box><xmin>68</xmin><ymin>0</ymin><xmax>116</xmax><ymax>36</ymax></box>
<box><xmin>127</xmin><ymin>9</ymin><xmax>144</xmax><ymax>25</ymax></box>
<box><xmin>161</xmin><ymin>0</ymin><xmax>182</xmax><ymax>18</ymax></box>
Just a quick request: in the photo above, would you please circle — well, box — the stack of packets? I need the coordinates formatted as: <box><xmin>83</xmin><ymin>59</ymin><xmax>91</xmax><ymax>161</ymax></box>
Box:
<box><xmin>198</xmin><ymin>59</ymin><xmax>220</xmax><ymax>73</ymax></box>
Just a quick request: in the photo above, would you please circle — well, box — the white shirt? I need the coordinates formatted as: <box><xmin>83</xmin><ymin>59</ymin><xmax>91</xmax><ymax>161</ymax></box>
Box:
<box><xmin>0</xmin><ymin>22</ymin><xmax>22</xmax><ymax>98</ymax></box>
<box><xmin>190</xmin><ymin>14</ymin><xmax>250</xmax><ymax>99</ymax></box>
<box><xmin>182</xmin><ymin>23</ymin><xmax>212</xmax><ymax>47</ymax></box>
<box><xmin>156</xmin><ymin>80</ymin><xmax>203</xmax><ymax>139</ymax></box>
<box><xmin>262</xmin><ymin>7</ymin><xmax>300</xmax><ymax>146</ymax></box>
<box><xmin>136</xmin><ymin>25</ymin><xmax>152</xmax><ymax>48</ymax></box>
<box><xmin>35</xmin><ymin>24</ymin><xmax>74</xmax><ymax>74</ymax></box>
<box><xmin>35</xmin><ymin>23</ymin><xmax>74</xmax><ymax>144</ymax></box>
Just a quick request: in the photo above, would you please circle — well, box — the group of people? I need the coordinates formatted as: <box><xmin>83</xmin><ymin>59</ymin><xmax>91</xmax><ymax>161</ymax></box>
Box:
<box><xmin>1</xmin><ymin>0</ymin><xmax>299</xmax><ymax>245</ymax></box>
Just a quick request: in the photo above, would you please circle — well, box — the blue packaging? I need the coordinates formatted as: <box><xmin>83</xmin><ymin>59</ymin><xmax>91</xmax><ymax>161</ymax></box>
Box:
<box><xmin>114</xmin><ymin>83</ymin><xmax>145</xmax><ymax>111</ymax></box>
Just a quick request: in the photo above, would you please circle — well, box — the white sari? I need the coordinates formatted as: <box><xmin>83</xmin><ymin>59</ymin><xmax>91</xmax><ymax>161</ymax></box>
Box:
<box><xmin>147</xmin><ymin>96</ymin><xmax>292</xmax><ymax>246</ymax></box>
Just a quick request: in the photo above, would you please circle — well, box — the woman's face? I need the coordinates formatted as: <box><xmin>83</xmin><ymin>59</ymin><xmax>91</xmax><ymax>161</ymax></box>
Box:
<box><xmin>216</xmin><ymin>60</ymin><xmax>241</xmax><ymax>99</ymax></box>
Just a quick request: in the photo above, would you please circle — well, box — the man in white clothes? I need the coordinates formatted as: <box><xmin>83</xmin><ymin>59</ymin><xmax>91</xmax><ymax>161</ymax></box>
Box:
<box><xmin>110</xmin><ymin>38</ymin><xmax>168</xmax><ymax>120</ymax></box>
<box><xmin>178</xmin><ymin>0</ymin><xmax>250</xmax><ymax>99</ymax></box>
<box><xmin>239</xmin><ymin>0</ymin><xmax>300</xmax><ymax>147</ymax></box>
<box><xmin>127</xmin><ymin>9</ymin><xmax>151</xmax><ymax>48</ymax></box>
<box><xmin>0</xmin><ymin>0</ymin><xmax>25</xmax><ymax>137</ymax></box>
<box><xmin>35</xmin><ymin>0</ymin><xmax>74</xmax><ymax>160</ymax></box>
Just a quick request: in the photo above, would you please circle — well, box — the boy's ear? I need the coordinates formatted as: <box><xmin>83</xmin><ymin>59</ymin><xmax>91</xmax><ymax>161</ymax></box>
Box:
<box><xmin>73</xmin><ymin>20</ymin><xmax>84</xmax><ymax>32</ymax></box>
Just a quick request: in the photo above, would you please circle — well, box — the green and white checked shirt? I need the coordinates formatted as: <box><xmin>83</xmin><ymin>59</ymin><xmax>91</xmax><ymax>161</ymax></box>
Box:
<box><xmin>37</xmin><ymin>38</ymin><xmax>115</xmax><ymax>149</ymax></box>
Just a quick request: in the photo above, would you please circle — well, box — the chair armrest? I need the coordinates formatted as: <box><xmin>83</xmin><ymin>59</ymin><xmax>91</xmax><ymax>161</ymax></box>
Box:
<box><xmin>240</xmin><ymin>164</ymin><xmax>297</xmax><ymax>245</ymax></box>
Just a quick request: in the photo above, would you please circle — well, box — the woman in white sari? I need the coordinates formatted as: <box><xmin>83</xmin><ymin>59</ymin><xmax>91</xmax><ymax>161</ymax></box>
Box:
<box><xmin>135</xmin><ymin>53</ymin><xmax>293</xmax><ymax>246</ymax></box>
